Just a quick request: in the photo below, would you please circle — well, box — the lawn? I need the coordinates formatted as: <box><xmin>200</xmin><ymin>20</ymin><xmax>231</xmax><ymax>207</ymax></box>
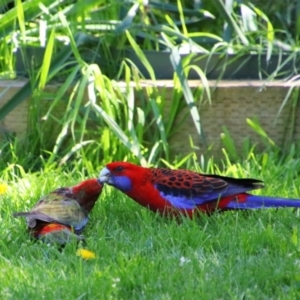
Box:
<box><xmin>1</xmin><ymin>154</ymin><xmax>300</xmax><ymax>299</ymax></box>
<box><xmin>1</xmin><ymin>0</ymin><xmax>300</xmax><ymax>298</ymax></box>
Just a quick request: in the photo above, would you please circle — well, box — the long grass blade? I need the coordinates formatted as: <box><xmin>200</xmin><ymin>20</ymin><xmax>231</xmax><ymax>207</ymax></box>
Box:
<box><xmin>115</xmin><ymin>2</ymin><xmax>139</xmax><ymax>34</ymax></box>
<box><xmin>165</xmin><ymin>35</ymin><xmax>206</xmax><ymax>145</ymax></box>
<box><xmin>125</xmin><ymin>30</ymin><xmax>156</xmax><ymax>80</ymax></box>
<box><xmin>38</xmin><ymin>28</ymin><xmax>55</xmax><ymax>90</ymax></box>
<box><xmin>91</xmin><ymin>102</ymin><xmax>146</xmax><ymax>165</ymax></box>
<box><xmin>247</xmin><ymin>118</ymin><xmax>275</xmax><ymax>147</ymax></box>
<box><xmin>15</xmin><ymin>0</ymin><xmax>26</xmax><ymax>43</ymax></box>
<box><xmin>212</xmin><ymin>0</ymin><xmax>249</xmax><ymax>46</ymax></box>
<box><xmin>0</xmin><ymin>33</ymin><xmax>88</xmax><ymax>121</ymax></box>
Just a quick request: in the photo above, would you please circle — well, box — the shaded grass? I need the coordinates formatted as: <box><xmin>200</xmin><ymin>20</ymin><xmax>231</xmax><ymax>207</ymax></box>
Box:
<box><xmin>2</xmin><ymin>157</ymin><xmax>300</xmax><ymax>299</ymax></box>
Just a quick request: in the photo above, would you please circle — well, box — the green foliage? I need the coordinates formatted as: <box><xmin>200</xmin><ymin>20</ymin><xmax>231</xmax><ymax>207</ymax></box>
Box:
<box><xmin>220</xmin><ymin>118</ymin><xmax>278</xmax><ymax>163</ymax></box>
<box><xmin>0</xmin><ymin>0</ymin><xmax>210</xmax><ymax>169</ymax></box>
<box><xmin>2</xmin><ymin>147</ymin><xmax>300</xmax><ymax>298</ymax></box>
<box><xmin>0</xmin><ymin>2</ymin><xmax>300</xmax><ymax>297</ymax></box>
<box><xmin>0</xmin><ymin>0</ymin><xmax>299</xmax><ymax>170</ymax></box>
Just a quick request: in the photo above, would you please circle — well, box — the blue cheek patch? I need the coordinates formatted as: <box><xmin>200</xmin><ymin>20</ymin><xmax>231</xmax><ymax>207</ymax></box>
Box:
<box><xmin>114</xmin><ymin>176</ymin><xmax>132</xmax><ymax>192</ymax></box>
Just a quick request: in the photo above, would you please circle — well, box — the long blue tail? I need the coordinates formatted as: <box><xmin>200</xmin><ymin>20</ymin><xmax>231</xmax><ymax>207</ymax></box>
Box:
<box><xmin>227</xmin><ymin>194</ymin><xmax>300</xmax><ymax>210</ymax></box>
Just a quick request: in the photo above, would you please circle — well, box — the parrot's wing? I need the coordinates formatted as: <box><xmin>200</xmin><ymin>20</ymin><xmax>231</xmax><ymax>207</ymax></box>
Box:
<box><xmin>13</xmin><ymin>211</ymin><xmax>59</xmax><ymax>228</ymax></box>
<box><xmin>13</xmin><ymin>211</ymin><xmax>56</xmax><ymax>222</ymax></box>
<box><xmin>32</xmin><ymin>197</ymin><xmax>88</xmax><ymax>231</ymax></box>
<box><xmin>36</xmin><ymin>198</ymin><xmax>88</xmax><ymax>230</ymax></box>
<box><xmin>152</xmin><ymin>169</ymin><xmax>264</xmax><ymax>209</ymax></box>
<box><xmin>15</xmin><ymin>198</ymin><xmax>88</xmax><ymax>230</ymax></box>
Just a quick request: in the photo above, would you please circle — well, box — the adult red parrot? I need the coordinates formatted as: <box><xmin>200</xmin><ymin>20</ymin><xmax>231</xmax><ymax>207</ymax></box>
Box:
<box><xmin>98</xmin><ymin>162</ymin><xmax>300</xmax><ymax>218</ymax></box>
<box><xmin>13</xmin><ymin>178</ymin><xmax>103</xmax><ymax>244</ymax></box>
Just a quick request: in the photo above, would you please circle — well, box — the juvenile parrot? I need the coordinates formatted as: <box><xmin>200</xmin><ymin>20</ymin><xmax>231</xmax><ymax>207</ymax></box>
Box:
<box><xmin>13</xmin><ymin>178</ymin><xmax>103</xmax><ymax>244</ymax></box>
<box><xmin>98</xmin><ymin>161</ymin><xmax>300</xmax><ymax>218</ymax></box>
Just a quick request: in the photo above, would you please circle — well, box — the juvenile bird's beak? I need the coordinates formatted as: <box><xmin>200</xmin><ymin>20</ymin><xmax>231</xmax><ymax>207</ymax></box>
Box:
<box><xmin>98</xmin><ymin>167</ymin><xmax>111</xmax><ymax>184</ymax></box>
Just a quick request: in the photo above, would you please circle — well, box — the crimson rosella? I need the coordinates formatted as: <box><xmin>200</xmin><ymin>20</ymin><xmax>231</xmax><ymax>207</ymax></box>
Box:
<box><xmin>13</xmin><ymin>178</ymin><xmax>103</xmax><ymax>244</ymax></box>
<box><xmin>98</xmin><ymin>161</ymin><xmax>300</xmax><ymax>218</ymax></box>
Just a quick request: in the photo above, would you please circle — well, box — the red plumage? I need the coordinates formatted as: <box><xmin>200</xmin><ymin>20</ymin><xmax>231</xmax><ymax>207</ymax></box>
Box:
<box><xmin>98</xmin><ymin>162</ymin><xmax>300</xmax><ymax>218</ymax></box>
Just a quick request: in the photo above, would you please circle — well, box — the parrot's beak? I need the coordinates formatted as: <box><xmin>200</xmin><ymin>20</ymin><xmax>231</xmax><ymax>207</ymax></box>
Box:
<box><xmin>98</xmin><ymin>167</ymin><xmax>111</xmax><ymax>184</ymax></box>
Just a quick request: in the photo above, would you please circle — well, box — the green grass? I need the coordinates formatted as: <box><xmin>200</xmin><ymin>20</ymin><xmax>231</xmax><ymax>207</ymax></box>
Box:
<box><xmin>2</xmin><ymin>153</ymin><xmax>300</xmax><ymax>299</ymax></box>
<box><xmin>1</xmin><ymin>1</ymin><xmax>300</xmax><ymax>298</ymax></box>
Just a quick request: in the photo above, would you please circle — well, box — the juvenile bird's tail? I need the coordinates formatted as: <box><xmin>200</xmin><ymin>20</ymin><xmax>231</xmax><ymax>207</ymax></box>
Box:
<box><xmin>226</xmin><ymin>194</ymin><xmax>300</xmax><ymax>210</ymax></box>
<box><xmin>13</xmin><ymin>211</ymin><xmax>57</xmax><ymax>227</ymax></box>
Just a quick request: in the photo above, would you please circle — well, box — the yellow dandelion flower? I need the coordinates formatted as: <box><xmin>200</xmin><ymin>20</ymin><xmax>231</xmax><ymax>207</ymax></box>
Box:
<box><xmin>76</xmin><ymin>249</ymin><xmax>96</xmax><ymax>260</ymax></box>
<box><xmin>0</xmin><ymin>183</ymin><xmax>8</xmax><ymax>195</ymax></box>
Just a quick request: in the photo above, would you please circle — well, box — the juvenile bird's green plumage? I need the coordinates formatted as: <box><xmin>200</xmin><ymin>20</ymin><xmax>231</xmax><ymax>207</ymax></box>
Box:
<box><xmin>13</xmin><ymin>197</ymin><xmax>87</xmax><ymax>229</ymax></box>
<box><xmin>13</xmin><ymin>178</ymin><xmax>103</xmax><ymax>244</ymax></box>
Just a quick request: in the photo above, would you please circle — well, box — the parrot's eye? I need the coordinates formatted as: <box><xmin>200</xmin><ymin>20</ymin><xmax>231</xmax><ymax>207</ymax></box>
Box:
<box><xmin>115</xmin><ymin>166</ymin><xmax>124</xmax><ymax>172</ymax></box>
